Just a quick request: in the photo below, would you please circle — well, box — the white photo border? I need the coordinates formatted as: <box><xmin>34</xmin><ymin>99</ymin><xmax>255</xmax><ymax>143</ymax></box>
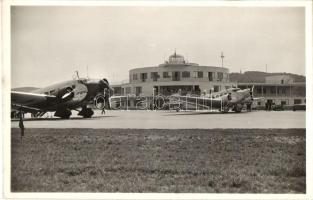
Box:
<box><xmin>1</xmin><ymin>0</ymin><xmax>312</xmax><ymax>199</ymax></box>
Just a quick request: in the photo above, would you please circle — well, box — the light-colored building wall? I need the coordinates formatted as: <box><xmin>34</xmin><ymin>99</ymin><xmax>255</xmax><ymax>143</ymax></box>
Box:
<box><xmin>238</xmin><ymin>81</ymin><xmax>305</xmax><ymax>106</ymax></box>
<box><xmin>117</xmin><ymin>81</ymin><xmax>235</xmax><ymax>96</ymax></box>
<box><xmin>265</xmin><ymin>75</ymin><xmax>294</xmax><ymax>84</ymax></box>
<box><xmin>129</xmin><ymin>65</ymin><xmax>229</xmax><ymax>84</ymax></box>
<box><xmin>112</xmin><ymin>52</ymin><xmax>234</xmax><ymax>96</ymax></box>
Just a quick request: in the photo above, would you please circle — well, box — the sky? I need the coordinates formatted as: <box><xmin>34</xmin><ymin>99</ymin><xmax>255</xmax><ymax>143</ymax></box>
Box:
<box><xmin>11</xmin><ymin>6</ymin><xmax>305</xmax><ymax>88</ymax></box>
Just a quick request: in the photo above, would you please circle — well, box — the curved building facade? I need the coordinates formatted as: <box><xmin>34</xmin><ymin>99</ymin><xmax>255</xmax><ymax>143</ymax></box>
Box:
<box><xmin>113</xmin><ymin>52</ymin><xmax>236</xmax><ymax>96</ymax></box>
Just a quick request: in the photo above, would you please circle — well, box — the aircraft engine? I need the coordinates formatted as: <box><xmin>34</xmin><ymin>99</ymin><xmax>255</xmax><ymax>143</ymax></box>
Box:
<box><xmin>94</xmin><ymin>93</ymin><xmax>106</xmax><ymax>110</ymax></box>
<box><xmin>101</xmin><ymin>78</ymin><xmax>112</xmax><ymax>109</ymax></box>
<box><xmin>59</xmin><ymin>87</ymin><xmax>75</xmax><ymax>102</ymax></box>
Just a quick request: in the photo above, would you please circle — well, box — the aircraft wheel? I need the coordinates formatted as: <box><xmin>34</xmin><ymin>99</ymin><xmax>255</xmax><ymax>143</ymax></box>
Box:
<box><xmin>234</xmin><ymin>107</ymin><xmax>242</xmax><ymax>113</ymax></box>
<box><xmin>82</xmin><ymin>108</ymin><xmax>94</xmax><ymax>118</ymax></box>
<box><xmin>55</xmin><ymin>109</ymin><xmax>72</xmax><ymax>119</ymax></box>
<box><xmin>222</xmin><ymin>109</ymin><xmax>229</xmax><ymax>113</ymax></box>
<box><xmin>247</xmin><ymin>104</ymin><xmax>252</xmax><ymax>112</ymax></box>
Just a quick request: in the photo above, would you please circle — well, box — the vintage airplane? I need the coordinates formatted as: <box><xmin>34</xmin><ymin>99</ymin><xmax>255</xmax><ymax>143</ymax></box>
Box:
<box><xmin>11</xmin><ymin>76</ymin><xmax>112</xmax><ymax>119</ymax></box>
<box><xmin>170</xmin><ymin>87</ymin><xmax>259</xmax><ymax>113</ymax></box>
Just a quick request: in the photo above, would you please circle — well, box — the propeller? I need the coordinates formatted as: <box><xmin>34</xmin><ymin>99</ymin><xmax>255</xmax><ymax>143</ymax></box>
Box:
<box><xmin>61</xmin><ymin>88</ymin><xmax>75</xmax><ymax>101</ymax></box>
<box><xmin>227</xmin><ymin>93</ymin><xmax>232</xmax><ymax>101</ymax></box>
<box><xmin>249</xmin><ymin>85</ymin><xmax>254</xmax><ymax>100</ymax></box>
<box><xmin>98</xmin><ymin>78</ymin><xmax>112</xmax><ymax>110</ymax></box>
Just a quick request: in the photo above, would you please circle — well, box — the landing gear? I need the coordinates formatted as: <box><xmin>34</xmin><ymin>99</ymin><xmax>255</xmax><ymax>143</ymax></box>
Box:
<box><xmin>55</xmin><ymin>109</ymin><xmax>72</xmax><ymax>119</ymax></box>
<box><xmin>233</xmin><ymin>104</ymin><xmax>243</xmax><ymax>113</ymax></box>
<box><xmin>78</xmin><ymin>106</ymin><xmax>94</xmax><ymax>118</ymax></box>
<box><xmin>246</xmin><ymin>103</ymin><xmax>252</xmax><ymax>112</ymax></box>
<box><xmin>221</xmin><ymin>107</ymin><xmax>230</xmax><ymax>113</ymax></box>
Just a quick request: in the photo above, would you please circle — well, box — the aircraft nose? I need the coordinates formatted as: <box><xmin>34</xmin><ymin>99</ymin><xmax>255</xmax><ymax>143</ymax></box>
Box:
<box><xmin>99</xmin><ymin>79</ymin><xmax>112</xmax><ymax>92</ymax></box>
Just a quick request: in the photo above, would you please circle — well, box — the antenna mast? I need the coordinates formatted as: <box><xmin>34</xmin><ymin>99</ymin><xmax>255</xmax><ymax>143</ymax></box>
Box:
<box><xmin>75</xmin><ymin>70</ymin><xmax>80</xmax><ymax>79</ymax></box>
<box><xmin>221</xmin><ymin>52</ymin><xmax>225</xmax><ymax>68</ymax></box>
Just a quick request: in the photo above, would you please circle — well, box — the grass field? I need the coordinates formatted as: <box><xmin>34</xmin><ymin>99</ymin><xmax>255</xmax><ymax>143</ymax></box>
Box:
<box><xmin>11</xmin><ymin>128</ymin><xmax>305</xmax><ymax>193</ymax></box>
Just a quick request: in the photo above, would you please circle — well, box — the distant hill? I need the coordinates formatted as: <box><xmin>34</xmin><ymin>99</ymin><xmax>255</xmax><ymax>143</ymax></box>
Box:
<box><xmin>12</xmin><ymin>87</ymin><xmax>39</xmax><ymax>92</ymax></box>
<box><xmin>230</xmin><ymin>71</ymin><xmax>305</xmax><ymax>83</ymax></box>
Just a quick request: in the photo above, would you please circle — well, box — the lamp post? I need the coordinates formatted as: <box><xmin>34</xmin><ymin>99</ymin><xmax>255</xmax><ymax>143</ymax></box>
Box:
<box><xmin>210</xmin><ymin>88</ymin><xmax>213</xmax><ymax>112</ymax></box>
<box><xmin>152</xmin><ymin>87</ymin><xmax>156</xmax><ymax>111</ymax></box>
<box><xmin>221</xmin><ymin>52</ymin><xmax>225</xmax><ymax>68</ymax></box>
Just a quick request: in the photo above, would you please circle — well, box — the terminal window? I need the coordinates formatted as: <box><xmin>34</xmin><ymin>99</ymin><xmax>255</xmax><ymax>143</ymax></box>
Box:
<box><xmin>281</xmin><ymin>88</ymin><xmax>286</xmax><ymax>95</ymax></box>
<box><xmin>140</xmin><ymin>73</ymin><xmax>147</xmax><ymax>82</ymax></box>
<box><xmin>133</xmin><ymin>74</ymin><xmax>138</xmax><ymax>80</ymax></box>
<box><xmin>217</xmin><ymin>72</ymin><xmax>223</xmax><ymax>81</ymax></box>
<box><xmin>151</xmin><ymin>72</ymin><xmax>159</xmax><ymax>82</ymax></box>
<box><xmin>182</xmin><ymin>71</ymin><xmax>190</xmax><ymax>78</ymax></box>
<box><xmin>125</xmin><ymin>87</ymin><xmax>131</xmax><ymax>94</ymax></box>
<box><xmin>193</xmin><ymin>71</ymin><xmax>203</xmax><ymax>78</ymax></box>
<box><xmin>135</xmin><ymin>87</ymin><xmax>142</xmax><ymax>96</ymax></box>
<box><xmin>294</xmin><ymin>99</ymin><xmax>301</xmax><ymax>104</ymax></box>
<box><xmin>163</xmin><ymin>72</ymin><xmax>171</xmax><ymax>78</ymax></box>
<box><xmin>208</xmin><ymin>72</ymin><xmax>213</xmax><ymax>81</ymax></box>
<box><xmin>214</xmin><ymin>85</ymin><xmax>220</xmax><ymax>92</ymax></box>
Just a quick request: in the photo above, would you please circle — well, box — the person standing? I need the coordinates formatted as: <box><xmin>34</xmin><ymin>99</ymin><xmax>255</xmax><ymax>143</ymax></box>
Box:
<box><xmin>19</xmin><ymin>111</ymin><xmax>25</xmax><ymax>139</ymax></box>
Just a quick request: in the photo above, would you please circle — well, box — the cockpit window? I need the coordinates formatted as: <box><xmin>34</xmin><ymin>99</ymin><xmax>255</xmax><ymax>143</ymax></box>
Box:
<box><xmin>78</xmin><ymin>78</ymin><xmax>87</xmax><ymax>84</ymax></box>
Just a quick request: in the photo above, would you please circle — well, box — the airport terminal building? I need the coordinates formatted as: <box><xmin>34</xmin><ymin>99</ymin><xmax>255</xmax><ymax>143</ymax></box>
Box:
<box><xmin>112</xmin><ymin>52</ymin><xmax>235</xmax><ymax>97</ymax></box>
<box><xmin>111</xmin><ymin>53</ymin><xmax>305</xmax><ymax>110</ymax></box>
<box><xmin>238</xmin><ymin>74</ymin><xmax>306</xmax><ymax>108</ymax></box>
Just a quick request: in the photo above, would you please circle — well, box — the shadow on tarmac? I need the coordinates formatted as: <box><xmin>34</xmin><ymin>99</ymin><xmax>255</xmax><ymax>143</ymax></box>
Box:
<box><xmin>11</xmin><ymin>115</ymin><xmax>117</xmax><ymax>121</ymax></box>
<box><xmin>165</xmin><ymin>110</ymin><xmax>250</xmax><ymax>116</ymax></box>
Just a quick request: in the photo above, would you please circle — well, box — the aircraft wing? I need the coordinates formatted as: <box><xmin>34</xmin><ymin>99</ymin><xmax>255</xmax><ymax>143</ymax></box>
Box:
<box><xmin>170</xmin><ymin>95</ymin><xmax>225</xmax><ymax>108</ymax></box>
<box><xmin>252</xmin><ymin>97</ymin><xmax>264</xmax><ymax>101</ymax></box>
<box><xmin>11</xmin><ymin>91</ymin><xmax>57</xmax><ymax>112</ymax></box>
<box><xmin>110</xmin><ymin>95</ymin><xmax>128</xmax><ymax>101</ymax></box>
